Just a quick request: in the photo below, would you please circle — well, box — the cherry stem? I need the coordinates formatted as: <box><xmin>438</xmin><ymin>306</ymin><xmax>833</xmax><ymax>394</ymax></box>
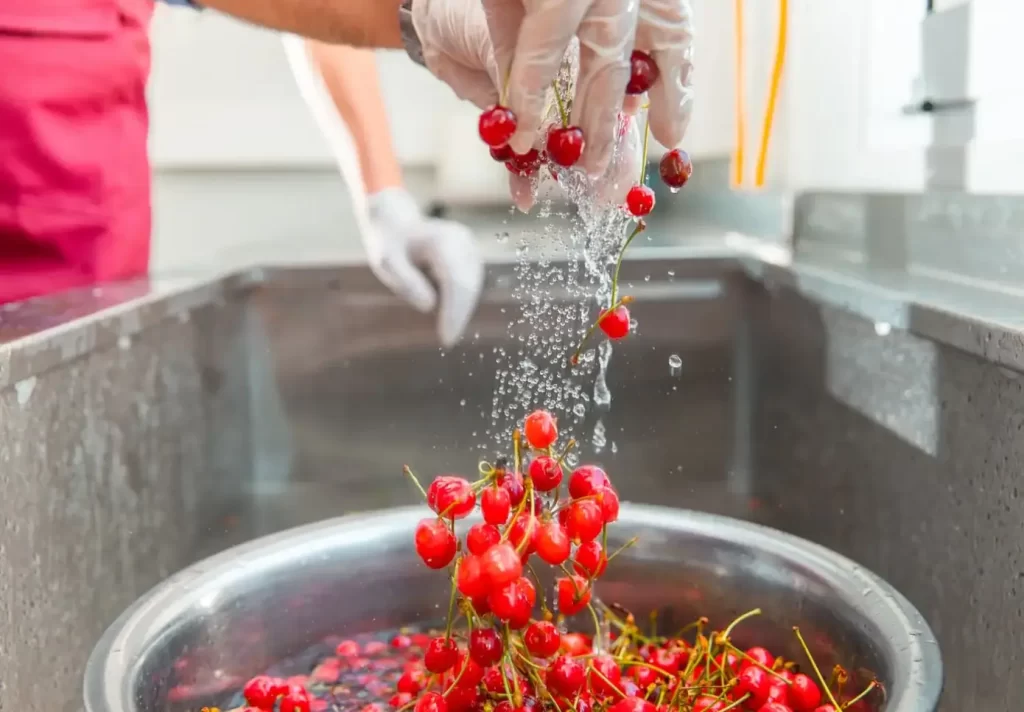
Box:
<box><xmin>551</xmin><ymin>81</ymin><xmax>569</xmax><ymax>128</ymax></box>
<box><xmin>605</xmin><ymin>536</ymin><xmax>639</xmax><ymax>565</ymax></box>
<box><xmin>639</xmin><ymin>113</ymin><xmax>652</xmax><ymax>184</ymax></box>
<box><xmin>444</xmin><ymin>559</ymin><xmax>460</xmax><ymax>638</ymax></box>
<box><xmin>587</xmin><ymin>603</ymin><xmax>604</xmax><ymax>645</ymax></box>
<box><xmin>525</xmin><ymin>562</ymin><xmax>550</xmax><ymax>615</ymax></box>
<box><xmin>555</xmin><ymin>438</ymin><xmax>577</xmax><ymax>468</ymax></box>
<box><xmin>513</xmin><ymin>428</ymin><xmax>523</xmax><ymax>476</ymax></box>
<box><xmin>716</xmin><ymin>693</ymin><xmax>751</xmax><ymax>712</ymax></box>
<box><xmin>649</xmin><ymin>610</ymin><xmax>658</xmax><ymax>638</ymax></box>
<box><xmin>589</xmin><ymin>663</ymin><xmax>627</xmax><ymax>699</ymax></box>
<box><xmin>843</xmin><ymin>680</ymin><xmax>878</xmax><ymax>709</ymax></box>
<box><xmin>501</xmin><ymin>66</ymin><xmax>512</xmax><ymax>106</ymax></box>
<box><xmin>403</xmin><ymin>465</ymin><xmax>428</xmax><ymax>500</ymax></box>
<box><xmin>618</xmin><ymin>659</ymin><xmax>675</xmax><ymax>679</ymax></box>
<box><xmin>569</xmin><ymin>295</ymin><xmax>635</xmax><ymax>366</ymax></box>
<box><xmin>720</xmin><ymin>608</ymin><xmax>762</xmax><ymax>642</ymax></box>
<box><xmin>793</xmin><ymin>627</ymin><xmax>843</xmax><ymax>712</ymax></box>
<box><xmin>610</xmin><ymin>220</ymin><xmax>646</xmax><ymax>306</ymax></box>
<box><xmin>672</xmin><ymin>616</ymin><xmax>709</xmax><ymax>641</ymax></box>
<box><xmin>516</xmin><ymin>485</ymin><xmax>537</xmax><ymax>555</ymax></box>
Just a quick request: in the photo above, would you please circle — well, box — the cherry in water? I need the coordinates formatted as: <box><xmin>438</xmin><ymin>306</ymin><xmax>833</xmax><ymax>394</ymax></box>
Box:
<box><xmin>599</xmin><ymin>305</ymin><xmax>631</xmax><ymax>340</ymax></box>
<box><xmin>626</xmin><ymin>185</ymin><xmax>655</xmax><ymax>217</ymax></box>
<box><xmin>547</xmin><ymin>127</ymin><xmax>585</xmax><ymax>168</ymax></box>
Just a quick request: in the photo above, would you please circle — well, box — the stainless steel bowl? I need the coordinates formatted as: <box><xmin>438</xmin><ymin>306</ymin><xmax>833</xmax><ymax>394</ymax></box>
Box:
<box><xmin>84</xmin><ymin>505</ymin><xmax>942</xmax><ymax>712</ymax></box>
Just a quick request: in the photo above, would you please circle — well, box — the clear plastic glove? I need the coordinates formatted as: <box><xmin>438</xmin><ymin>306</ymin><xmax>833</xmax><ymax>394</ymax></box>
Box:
<box><xmin>482</xmin><ymin>0</ymin><xmax>695</xmax><ymax>177</ymax></box>
<box><xmin>283</xmin><ymin>34</ymin><xmax>484</xmax><ymax>348</ymax></box>
<box><xmin>366</xmin><ymin>189</ymin><xmax>484</xmax><ymax>348</ymax></box>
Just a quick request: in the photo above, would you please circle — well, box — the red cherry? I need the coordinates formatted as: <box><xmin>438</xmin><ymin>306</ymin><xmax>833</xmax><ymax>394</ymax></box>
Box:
<box><xmin>444</xmin><ymin>688</ymin><xmax>480</xmax><ymax>712</ymax></box>
<box><xmin>626</xmin><ymin>51</ymin><xmax>660</xmax><ymax>95</ymax></box>
<box><xmin>742</xmin><ymin>647</ymin><xmax>775</xmax><ymax>671</ymax></box>
<box><xmin>572</xmin><ymin>540</ymin><xmax>608</xmax><ymax>578</ymax></box>
<box><xmin>508</xmin><ymin>513</ymin><xmax>540</xmax><ymax>554</ymax></box>
<box><xmin>397</xmin><ymin>670</ymin><xmax>424</xmax><ymax>695</ymax></box>
<box><xmin>281</xmin><ymin>687</ymin><xmax>311</xmax><ymax>712</ymax></box>
<box><xmin>414</xmin><ymin>519</ymin><xmax>457</xmax><ymax>569</ymax></box>
<box><xmin>548</xmin><ymin>656</ymin><xmax>586</xmax><ymax>697</ymax></box>
<box><xmin>488</xmin><ymin>577</ymin><xmax>531</xmax><ymax>622</ymax></box>
<box><xmin>736</xmin><ymin>666</ymin><xmax>771</xmax><ymax>708</ymax></box>
<box><xmin>692</xmin><ymin>697</ymin><xmax>722</xmax><ymax>712</ymax></box>
<box><xmin>811</xmin><ymin>707</ymin><xmax>837</xmax><ymax>712</ymax></box>
<box><xmin>561</xmin><ymin>632</ymin><xmax>592</xmax><ymax>656</ymax></box>
<box><xmin>565</xmin><ymin>499</ymin><xmax>604</xmax><ymax>543</ymax></box>
<box><xmin>626</xmin><ymin>185</ymin><xmax>655</xmax><ymax>217</ymax></box>
<box><xmin>536</xmin><ymin>520</ymin><xmax>572</xmax><ymax>565</ymax></box>
<box><xmin>588</xmin><ymin>654</ymin><xmax>622</xmax><ymax>697</ymax></box>
<box><xmin>490</xmin><ymin>144</ymin><xmax>514</xmax><ymax>162</ymax></box>
<box><xmin>470</xmin><ymin>595</ymin><xmax>490</xmax><ymax>615</ymax></box>
<box><xmin>758</xmin><ymin>705</ymin><xmax>793</xmax><ymax>712</ymax></box>
<box><xmin>243</xmin><ymin>676</ymin><xmax>282</xmax><ymax>709</ymax></box>
<box><xmin>427</xmin><ymin>476</ymin><xmax>476</xmax><ymax>519</ymax></box>
<box><xmin>424</xmin><ymin>637</ymin><xmax>458</xmax><ymax>674</ymax></box>
<box><xmin>481</xmin><ymin>541</ymin><xmax>523</xmax><ymax>588</ymax></box>
<box><xmin>556</xmin><ymin>575</ymin><xmax>592</xmax><ymax>615</ymax></box>
<box><xmin>599</xmin><ymin>306</ymin><xmax>631</xmax><ymax>340</ymax></box>
<box><xmin>507</xmin><ymin>148</ymin><xmax>542</xmax><ymax>177</ymax></box>
<box><xmin>524</xmin><ymin>621</ymin><xmax>561</xmax><ymax>658</ymax></box>
<box><xmin>608</xmin><ymin>699</ymin><xmax>656</xmax><ymax>712</ymax></box>
<box><xmin>335</xmin><ymin>640</ymin><xmax>359</xmax><ymax>657</ymax></box>
<box><xmin>524</xmin><ymin>410</ymin><xmax>558</xmax><ymax>449</ymax></box>
<box><xmin>547</xmin><ymin>126</ymin><xmax>585</xmax><ymax>167</ymax></box>
<box><xmin>482</xmin><ymin>486</ymin><xmax>511</xmax><ymax>524</ymax></box>
<box><xmin>479</xmin><ymin>105</ymin><xmax>517</xmax><ymax>147</ymax></box>
<box><xmin>659</xmin><ymin>149</ymin><xmax>692</xmax><ymax>189</ymax></box>
<box><xmin>457</xmin><ymin>554</ymin><xmax>490</xmax><ymax>598</ymax></box>
<box><xmin>468</xmin><ymin>628</ymin><xmax>504</xmax><ymax>667</ymax></box>
<box><xmin>650</xmin><ymin>646</ymin><xmax>688</xmax><ymax>673</ymax></box>
<box><xmin>568</xmin><ymin>466</ymin><xmax>611</xmax><ymax>499</ymax></box>
<box><xmin>765</xmin><ymin>682</ymin><xmax>791</xmax><ymax>707</ymax></box>
<box><xmin>390</xmin><ymin>694</ymin><xmax>413</xmax><ymax>709</ymax></box>
<box><xmin>787</xmin><ymin>675</ymin><xmax>821</xmax><ymax>711</ymax></box>
<box><xmin>631</xmin><ymin>665</ymin><xmax>660</xmax><ymax>689</ymax></box>
<box><xmin>715</xmin><ymin>651</ymin><xmax>739</xmax><ymax>671</ymax></box>
<box><xmin>499</xmin><ymin>469</ymin><xmax>526</xmax><ymax>506</ymax></box>
<box><xmin>391</xmin><ymin>634</ymin><xmax>413</xmax><ymax>649</ymax></box>
<box><xmin>414</xmin><ymin>693</ymin><xmax>447</xmax><ymax>712</ymax></box>
<box><xmin>528</xmin><ymin>455</ymin><xmax>563</xmax><ymax>492</ymax></box>
<box><xmin>594</xmin><ymin>486</ymin><xmax>620</xmax><ymax>523</ymax></box>
<box><xmin>451</xmin><ymin>653</ymin><xmax>485</xmax><ymax>689</ymax></box>
<box><xmin>467</xmin><ymin>523</ymin><xmax>502</xmax><ymax>556</ymax></box>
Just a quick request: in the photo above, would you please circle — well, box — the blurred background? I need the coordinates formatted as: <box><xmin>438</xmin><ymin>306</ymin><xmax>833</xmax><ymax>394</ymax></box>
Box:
<box><xmin>150</xmin><ymin>0</ymin><xmax>1024</xmax><ymax>274</ymax></box>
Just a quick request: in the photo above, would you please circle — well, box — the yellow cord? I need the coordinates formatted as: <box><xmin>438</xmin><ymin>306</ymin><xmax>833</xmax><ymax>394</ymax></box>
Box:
<box><xmin>733</xmin><ymin>0</ymin><xmax>788</xmax><ymax>190</ymax></box>
<box><xmin>754</xmin><ymin>0</ymin><xmax>788</xmax><ymax>187</ymax></box>
<box><xmin>731</xmin><ymin>0</ymin><xmax>746</xmax><ymax>188</ymax></box>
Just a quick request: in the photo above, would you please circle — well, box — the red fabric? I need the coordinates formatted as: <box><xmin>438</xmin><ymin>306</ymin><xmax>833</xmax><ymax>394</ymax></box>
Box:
<box><xmin>0</xmin><ymin>0</ymin><xmax>153</xmax><ymax>305</ymax></box>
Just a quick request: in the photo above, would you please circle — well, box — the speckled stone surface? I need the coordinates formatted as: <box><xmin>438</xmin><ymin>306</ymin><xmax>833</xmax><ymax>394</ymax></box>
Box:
<box><xmin>0</xmin><ymin>297</ymin><xmax>252</xmax><ymax>712</ymax></box>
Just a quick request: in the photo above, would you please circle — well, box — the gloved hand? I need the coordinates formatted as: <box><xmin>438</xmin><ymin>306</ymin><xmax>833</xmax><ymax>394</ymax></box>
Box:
<box><xmin>482</xmin><ymin>0</ymin><xmax>695</xmax><ymax>178</ymax></box>
<box><xmin>366</xmin><ymin>188</ymin><xmax>484</xmax><ymax>348</ymax></box>
<box><xmin>282</xmin><ymin>34</ymin><xmax>484</xmax><ymax>348</ymax></box>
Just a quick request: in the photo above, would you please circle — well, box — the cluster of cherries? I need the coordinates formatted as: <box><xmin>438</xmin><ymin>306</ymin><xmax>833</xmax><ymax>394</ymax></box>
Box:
<box><xmin>411</xmin><ymin>409</ymin><xmax>620</xmax><ymax>624</ymax></box>
<box><xmin>478</xmin><ymin>50</ymin><xmax>693</xmax><ymax>219</ymax></box>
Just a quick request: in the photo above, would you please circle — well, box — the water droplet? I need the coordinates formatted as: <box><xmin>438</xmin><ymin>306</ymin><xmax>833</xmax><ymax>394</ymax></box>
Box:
<box><xmin>497</xmin><ymin>231</ymin><xmax>510</xmax><ymax>243</ymax></box>
<box><xmin>644</xmin><ymin>275</ymin><xmax>651</xmax><ymax>282</ymax></box>
<box><xmin>573</xmin><ymin>403</ymin><xmax>586</xmax><ymax>418</ymax></box>
<box><xmin>874</xmin><ymin>321</ymin><xmax>892</xmax><ymax>336</ymax></box>
<box><xmin>669</xmin><ymin>186</ymin><xmax>681</xmax><ymax>194</ymax></box>
<box><xmin>667</xmin><ymin>270</ymin><xmax>675</xmax><ymax>277</ymax></box>
<box><xmin>669</xmin><ymin>354</ymin><xmax>682</xmax><ymax>376</ymax></box>
<box><xmin>459</xmin><ymin>399</ymin><xmax>467</xmax><ymax>407</ymax></box>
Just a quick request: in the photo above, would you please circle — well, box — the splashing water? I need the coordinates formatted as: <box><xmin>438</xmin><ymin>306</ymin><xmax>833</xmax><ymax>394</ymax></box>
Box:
<box><xmin>484</xmin><ymin>45</ymin><xmax>643</xmax><ymax>453</ymax></box>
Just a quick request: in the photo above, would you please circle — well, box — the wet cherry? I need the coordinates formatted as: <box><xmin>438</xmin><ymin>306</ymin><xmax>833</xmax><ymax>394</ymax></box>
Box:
<box><xmin>547</xmin><ymin>127</ymin><xmax>585</xmax><ymax>167</ymax></box>
<box><xmin>499</xmin><ymin>469</ymin><xmax>526</xmax><ymax>506</ymax></box>
<box><xmin>482</xmin><ymin>485</ymin><xmax>511</xmax><ymax>525</ymax></box>
<box><xmin>572</xmin><ymin>540</ymin><xmax>608</xmax><ymax>578</ymax></box>
<box><xmin>659</xmin><ymin>149</ymin><xmax>692</xmax><ymax>189</ymax></box>
<box><xmin>508</xmin><ymin>513</ymin><xmax>540</xmax><ymax>554</ymax></box>
<box><xmin>536</xmin><ymin>520</ymin><xmax>572</xmax><ymax>565</ymax></box>
<box><xmin>556</xmin><ymin>575</ymin><xmax>592</xmax><ymax>615</ymax></box>
<box><xmin>488</xmin><ymin>577</ymin><xmax>532</xmax><ymax>622</ymax></box>
<box><xmin>692</xmin><ymin>697</ymin><xmax>723</xmax><ymax>712</ymax></box>
<box><xmin>524</xmin><ymin>410</ymin><xmax>558</xmax><ymax>449</ymax></box>
<box><xmin>742</xmin><ymin>647</ymin><xmax>775</xmax><ymax>671</ymax></box>
<box><xmin>444</xmin><ymin>688</ymin><xmax>480</xmax><ymax>712</ymax></box>
<box><xmin>736</xmin><ymin>666</ymin><xmax>771</xmax><ymax>708</ymax></box>
<box><xmin>390</xmin><ymin>694</ymin><xmax>413</xmax><ymax>710</ymax></box>
<box><xmin>547</xmin><ymin>656</ymin><xmax>587</xmax><ymax>697</ymax></box>
<box><xmin>481</xmin><ymin>541</ymin><xmax>523</xmax><ymax>588</ymax></box>
<box><xmin>565</xmin><ymin>499</ymin><xmax>604</xmax><ymax>543</ymax></box>
<box><xmin>456</xmin><ymin>554</ymin><xmax>490</xmax><ymax>598</ymax></box>
<box><xmin>626</xmin><ymin>185</ymin><xmax>655</xmax><ymax>217</ymax></box>
<box><xmin>427</xmin><ymin>476</ymin><xmax>476</xmax><ymax>519</ymax></box>
<box><xmin>243</xmin><ymin>675</ymin><xmax>282</xmax><ymax>710</ymax></box>
<box><xmin>788</xmin><ymin>674</ymin><xmax>822</xmax><ymax>711</ymax></box>
<box><xmin>595</xmin><ymin>486</ymin><xmax>621</xmax><ymax>523</ymax></box>
<box><xmin>281</xmin><ymin>687</ymin><xmax>312</xmax><ymax>712</ymax></box>
<box><xmin>414</xmin><ymin>519</ymin><xmax>457</xmax><ymax>570</ymax></box>
<box><xmin>626</xmin><ymin>51</ymin><xmax>660</xmax><ymax>95</ymax></box>
<box><xmin>758</xmin><ymin>705</ymin><xmax>794</xmax><ymax>712</ymax></box>
<box><xmin>335</xmin><ymin>640</ymin><xmax>359</xmax><ymax>657</ymax></box>
<box><xmin>479</xmin><ymin>106</ymin><xmax>517</xmax><ymax>147</ymax></box>
<box><xmin>588</xmin><ymin>654</ymin><xmax>623</xmax><ymax>697</ymax></box>
<box><xmin>568</xmin><ymin>466</ymin><xmax>611</xmax><ymax>499</ymax></box>
<box><xmin>490</xmin><ymin>144</ymin><xmax>514</xmax><ymax>163</ymax></box>
<box><xmin>467</xmin><ymin>523</ymin><xmax>501</xmax><ymax>556</ymax></box>
<box><xmin>507</xmin><ymin>148</ymin><xmax>542</xmax><ymax>177</ymax></box>
<box><xmin>415</xmin><ymin>692</ymin><xmax>448</xmax><ymax>712</ymax></box>
<box><xmin>397</xmin><ymin>671</ymin><xmax>424</xmax><ymax>695</ymax></box>
<box><xmin>528</xmin><ymin>455</ymin><xmax>563</xmax><ymax>492</ymax></box>
<box><xmin>451</xmin><ymin>653</ymin><xmax>485</xmax><ymax>689</ymax></box>
<box><xmin>469</xmin><ymin>628</ymin><xmax>504</xmax><ymax>667</ymax></box>
<box><xmin>599</xmin><ymin>306</ymin><xmax>631</xmax><ymax>340</ymax></box>
<box><xmin>561</xmin><ymin>632</ymin><xmax>592</xmax><ymax>656</ymax></box>
<box><xmin>524</xmin><ymin>621</ymin><xmax>561</xmax><ymax>658</ymax></box>
<box><xmin>608</xmin><ymin>699</ymin><xmax>656</xmax><ymax>712</ymax></box>
<box><xmin>424</xmin><ymin>637</ymin><xmax>458</xmax><ymax>674</ymax></box>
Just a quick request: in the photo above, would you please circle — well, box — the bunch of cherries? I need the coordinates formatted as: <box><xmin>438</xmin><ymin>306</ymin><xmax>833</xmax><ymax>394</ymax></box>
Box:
<box><xmin>478</xmin><ymin>51</ymin><xmax>693</xmax><ymax>219</ymax></box>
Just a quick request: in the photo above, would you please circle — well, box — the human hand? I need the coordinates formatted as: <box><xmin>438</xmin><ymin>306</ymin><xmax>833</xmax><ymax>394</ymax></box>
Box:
<box><xmin>366</xmin><ymin>189</ymin><xmax>485</xmax><ymax>348</ymax></box>
<box><xmin>482</xmin><ymin>0</ymin><xmax>694</xmax><ymax>178</ymax></box>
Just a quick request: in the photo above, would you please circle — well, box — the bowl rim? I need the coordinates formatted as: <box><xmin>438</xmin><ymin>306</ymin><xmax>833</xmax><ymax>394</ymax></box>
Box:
<box><xmin>83</xmin><ymin>504</ymin><xmax>942</xmax><ymax>712</ymax></box>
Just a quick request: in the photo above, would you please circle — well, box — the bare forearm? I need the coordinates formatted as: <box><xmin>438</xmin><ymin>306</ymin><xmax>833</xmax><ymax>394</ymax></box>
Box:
<box><xmin>200</xmin><ymin>0</ymin><xmax>403</xmax><ymax>48</ymax></box>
